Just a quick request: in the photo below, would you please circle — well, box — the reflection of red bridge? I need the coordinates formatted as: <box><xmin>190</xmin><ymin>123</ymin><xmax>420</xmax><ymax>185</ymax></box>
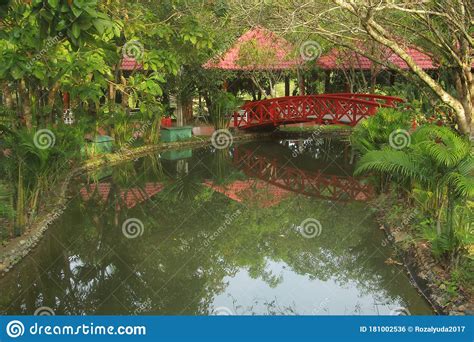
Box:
<box><xmin>233</xmin><ymin>93</ymin><xmax>403</xmax><ymax>129</ymax></box>
<box><xmin>203</xmin><ymin>180</ymin><xmax>292</xmax><ymax>208</ymax></box>
<box><xmin>234</xmin><ymin>148</ymin><xmax>373</xmax><ymax>202</ymax></box>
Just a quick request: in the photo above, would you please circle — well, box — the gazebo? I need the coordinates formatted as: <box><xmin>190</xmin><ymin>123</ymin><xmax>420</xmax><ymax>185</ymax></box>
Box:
<box><xmin>203</xmin><ymin>26</ymin><xmax>305</xmax><ymax>97</ymax></box>
<box><xmin>315</xmin><ymin>46</ymin><xmax>438</xmax><ymax>92</ymax></box>
<box><xmin>316</xmin><ymin>46</ymin><xmax>437</xmax><ymax>70</ymax></box>
<box><xmin>120</xmin><ymin>57</ymin><xmax>142</xmax><ymax>71</ymax></box>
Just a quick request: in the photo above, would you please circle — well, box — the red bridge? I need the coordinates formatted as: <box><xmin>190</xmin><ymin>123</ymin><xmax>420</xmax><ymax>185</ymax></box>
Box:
<box><xmin>233</xmin><ymin>93</ymin><xmax>403</xmax><ymax>129</ymax></box>
<box><xmin>234</xmin><ymin>147</ymin><xmax>374</xmax><ymax>202</ymax></box>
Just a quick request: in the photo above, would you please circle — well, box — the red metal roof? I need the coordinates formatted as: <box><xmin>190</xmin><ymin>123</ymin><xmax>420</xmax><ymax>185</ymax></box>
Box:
<box><xmin>203</xmin><ymin>26</ymin><xmax>302</xmax><ymax>70</ymax></box>
<box><xmin>80</xmin><ymin>182</ymin><xmax>163</xmax><ymax>209</ymax></box>
<box><xmin>120</xmin><ymin>57</ymin><xmax>142</xmax><ymax>71</ymax></box>
<box><xmin>316</xmin><ymin>46</ymin><xmax>437</xmax><ymax>70</ymax></box>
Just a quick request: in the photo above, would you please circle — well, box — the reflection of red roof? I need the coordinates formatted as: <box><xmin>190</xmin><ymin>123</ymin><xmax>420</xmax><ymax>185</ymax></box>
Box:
<box><xmin>203</xmin><ymin>26</ymin><xmax>302</xmax><ymax>70</ymax></box>
<box><xmin>80</xmin><ymin>182</ymin><xmax>163</xmax><ymax>209</ymax></box>
<box><xmin>317</xmin><ymin>46</ymin><xmax>437</xmax><ymax>70</ymax></box>
<box><xmin>120</xmin><ymin>57</ymin><xmax>142</xmax><ymax>71</ymax></box>
<box><xmin>204</xmin><ymin>180</ymin><xmax>291</xmax><ymax>207</ymax></box>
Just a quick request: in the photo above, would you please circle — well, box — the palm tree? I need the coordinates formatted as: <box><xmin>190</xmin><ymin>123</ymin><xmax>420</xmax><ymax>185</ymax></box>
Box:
<box><xmin>354</xmin><ymin>125</ymin><xmax>473</xmax><ymax>253</ymax></box>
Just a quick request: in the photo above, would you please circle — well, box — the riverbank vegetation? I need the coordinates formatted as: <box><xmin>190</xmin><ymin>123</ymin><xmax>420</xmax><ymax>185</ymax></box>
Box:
<box><xmin>0</xmin><ymin>0</ymin><xmax>228</xmax><ymax>240</ymax></box>
<box><xmin>352</xmin><ymin>110</ymin><xmax>473</xmax><ymax>302</ymax></box>
<box><xmin>0</xmin><ymin>0</ymin><xmax>472</xmax><ymax>311</ymax></box>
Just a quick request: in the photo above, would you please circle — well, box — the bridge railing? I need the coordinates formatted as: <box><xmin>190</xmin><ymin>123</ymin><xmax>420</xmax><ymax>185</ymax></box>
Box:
<box><xmin>234</xmin><ymin>94</ymin><xmax>403</xmax><ymax>129</ymax></box>
<box><xmin>323</xmin><ymin>93</ymin><xmax>404</xmax><ymax>107</ymax></box>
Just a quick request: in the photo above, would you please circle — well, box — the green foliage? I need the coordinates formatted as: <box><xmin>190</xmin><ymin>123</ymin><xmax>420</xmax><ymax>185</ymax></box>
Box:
<box><xmin>0</xmin><ymin>125</ymin><xmax>84</xmax><ymax>234</ymax></box>
<box><xmin>209</xmin><ymin>92</ymin><xmax>243</xmax><ymax>130</ymax></box>
<box><xmin>0</xmin><ymin>181</ymin><xmax>14</xmax><ymax>239</ymax></box>
<box><xmin>351</xmin><ymin>108</ymin><xmax>412</xmax><ymax>154</ymax></box>
<box><xmin>30</xmin><ymin>0</ymin><xmax>115</xmax><ymax>46</ymax></box>
<box><xmin>375</xmin><ymin>81</ymin><xmax>458</xmax><ymax>128</ymax></box>
<box><xmin>355</xmin><ymin>125</ymin><xmax>473</xmax><ymax>260</ymax></box>
<box><xmin>237</xmin><ymin>38</ymin><xmax>278</xmax><ymax>69</ymax></box>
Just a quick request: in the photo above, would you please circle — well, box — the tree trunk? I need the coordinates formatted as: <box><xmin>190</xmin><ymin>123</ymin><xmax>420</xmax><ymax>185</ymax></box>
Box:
<box><xmin>47</xmin><ymin>82</ymin><xmax>60</xmax><ymax>124</ymax></box>
<box><xmin>332</xmin><ymin>0</ymin><xmax>472</xmax><ymax>134</ymax></box>
<box><xmin>298</xmin><ymin>71</ymin><xmax>305</xmax><ymax>95</ymax></box>
<box><xmin>284</xmin><ymin>76</ymin><xmax>290</xmax><ymax>96</ymax></box>
<box><xmin>182</xmin><ymin>97</ymin><xmax>193</xmax><ymax>124</ymax></box>
<box><xmin>367</xmin><ymin>21</ymin><xmax>469</xmax><ymax>133</ymax></box>
<box><xmin>1</xmin><ymin>81</ymin><xmax>14</xmax><ymax>109</ymax></box>
<box><xmin>18</xmin><ymin>80</ymin><xmax>32</xmax><ymax>130</ymax></box>
<box><xmin>120</xmin><ymin>75</ymin><xmax>128</xmax><ymax>110</ymax></box>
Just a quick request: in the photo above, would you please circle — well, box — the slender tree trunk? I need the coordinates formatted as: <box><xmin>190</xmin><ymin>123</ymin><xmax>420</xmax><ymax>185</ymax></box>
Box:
<box><xmin>120</xmin><ymin>75</ymin><xmax>128</xmax><ymax>110</ymax></box>
<box><xmin>182</xmin><ymin>97</ymin><xmax>193</xmax><ymax>124</ymax></box>
<box><xmin>47</xmin><ymin>82</ymin><xmax>60</xmax><ymax>124</ymax></box>
<box><xmin>18</xmin><ymin>80</ymin><xmax>32</xmax><ymax>130</ymax></box>
<box><xmin>1</xmin><ymin>81</ymin><xmax>14</xmax><ymax>109</ymax></box>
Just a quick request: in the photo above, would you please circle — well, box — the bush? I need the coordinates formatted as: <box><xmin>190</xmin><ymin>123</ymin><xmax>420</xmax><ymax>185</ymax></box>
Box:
<box><xmin>351</xmin><ymin>107</ymin><xmax>413</xmax><ymax>154</ymax></box>
<box><xmin>209</xmin><ymin>92</ymin><xmax>243</xmax><ymax>130</ymax></box>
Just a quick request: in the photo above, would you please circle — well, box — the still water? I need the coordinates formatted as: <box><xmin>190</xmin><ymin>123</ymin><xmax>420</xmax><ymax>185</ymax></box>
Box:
<box><xmin>0</xmin><ymin>138</ymin><xmax>433</xmax><ymax>315</ymax></box>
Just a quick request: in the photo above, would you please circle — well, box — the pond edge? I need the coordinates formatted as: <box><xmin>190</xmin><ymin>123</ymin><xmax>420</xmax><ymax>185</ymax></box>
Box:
<box><xmin>0</xmin><ymin>132</ymin><xmax>271</xmax><ymax>276</ymax></box>
<box><xmin>374</xmin><ymin>197</ymin><xmax>473</xmax><ymax>316</ymax></box>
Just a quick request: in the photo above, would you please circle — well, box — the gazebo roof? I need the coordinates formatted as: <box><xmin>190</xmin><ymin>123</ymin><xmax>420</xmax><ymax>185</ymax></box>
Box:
<box><xmin>121</xmin><ymin>57</ymin><xmax>142</xmax><ymax>71</ymax></box>
<box><xmin>203</xmin><ymin>26</ymin><xmax>302</xmax><ymax>70</ymax></box>
<box><xmin>316</xmin><ymin>46</ymin><xmax>437</xmax><ymax>70</ymax></box>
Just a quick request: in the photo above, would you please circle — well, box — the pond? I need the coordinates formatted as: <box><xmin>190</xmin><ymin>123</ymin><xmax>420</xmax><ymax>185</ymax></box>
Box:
<box><xmin>0</xmin><ymin>138</ymin><xmax>433</xmax><ymax>315</ymax></box>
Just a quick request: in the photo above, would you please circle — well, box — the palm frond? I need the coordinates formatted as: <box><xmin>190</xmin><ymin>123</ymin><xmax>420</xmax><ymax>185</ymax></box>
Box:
<box><xmin>412</xmin><ymin>125</ymin><xmax>471</xmax><ymax>168</ymax></box>
<box><xmin>354</xmin><ymin>148</ymin><xmax>425</xmax><ymax>182</ymax></box>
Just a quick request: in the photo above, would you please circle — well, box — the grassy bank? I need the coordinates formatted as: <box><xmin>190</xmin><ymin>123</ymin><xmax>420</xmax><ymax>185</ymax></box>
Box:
<box><xmin>374</xmin><ymin>192</ymin><xmax>473</xmax><ymax>315</ymax></box>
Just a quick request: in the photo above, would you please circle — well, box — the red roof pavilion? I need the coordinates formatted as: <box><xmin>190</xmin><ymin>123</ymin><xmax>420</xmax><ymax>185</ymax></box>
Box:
<box><xmin>121</xmin><ymin>57</ymin><xmax>142</xmax><ymax>71</ymax></box>
<box><xmin>203</xmin><ymin>26</ymin><xmax>302</xmax><ymax>70</ymax></box>
<box><xmin>316</xmin><ymin>46</ymin><xmax>437</xmax><ymax>70</ymax></box>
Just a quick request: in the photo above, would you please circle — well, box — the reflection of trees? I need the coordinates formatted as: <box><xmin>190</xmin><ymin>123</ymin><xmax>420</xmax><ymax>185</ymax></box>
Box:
<box><xmin>0</xmin><ymin>144</ymin><xmax>429</xmax><ymax>315</ymax></box>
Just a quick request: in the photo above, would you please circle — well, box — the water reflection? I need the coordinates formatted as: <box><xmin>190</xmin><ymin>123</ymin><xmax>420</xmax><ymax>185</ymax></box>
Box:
<box><xmin>234</xmin><ymin>143</ymin><xmax>373</xmax><ymax>202</ymax></box>
<box><xmin>0</xmin><ymin>140</ymin><xmax>432</xmax><ymax>315</ymax></box>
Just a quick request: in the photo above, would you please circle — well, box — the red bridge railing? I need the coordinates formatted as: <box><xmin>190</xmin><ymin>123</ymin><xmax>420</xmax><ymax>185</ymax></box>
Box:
<box><xmin>233</xmin><ymin>93</ymin><xmax>403</xmax><ymax>129</ymax></box>
<box><xmin>233</xmin><ymin>147</ymin><xmax>374</xmax><ymax>202</ymax></box>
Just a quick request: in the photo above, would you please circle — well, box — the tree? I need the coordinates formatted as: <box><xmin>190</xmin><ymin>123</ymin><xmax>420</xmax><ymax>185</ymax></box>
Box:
<box><xmin>0</xmin><ymin>0</ymin><xmax>117</xmax><ymax>128</ymax></box>
<box><xmin>227</xmin><ymin>0</ymin><xmax>474</xmax><ymax>134</ymax></box>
